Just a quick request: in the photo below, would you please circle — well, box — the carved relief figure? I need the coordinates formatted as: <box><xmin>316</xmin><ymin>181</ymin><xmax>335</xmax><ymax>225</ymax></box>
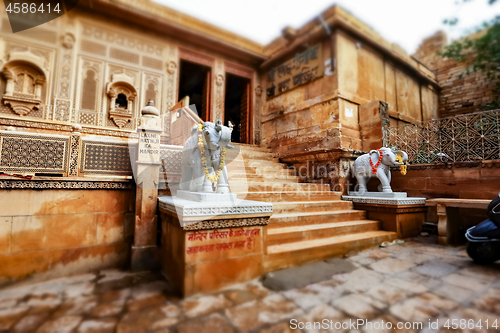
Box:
<box><xmin>167</xmin><ymin>61</ymin><xmax>177</xmax><ymax>74</ymax></box>
<box><xmin>180</xmin><ymin>120</ymin><xmax>234</xmax><ymax>194</ymax></box>
<box><xmin>255</xmin><ymin>86</ymin><xmax>262</xmax><ymax>97</ymax></box>
<box><xmin>353</xmin><ymin>147</ymin><xmax>408</xmax><ymax>193</ymax></box>
<box><xmin>216</xmin><ymin>74</ymin><xmax>224</xmax><ymax>86</ymax></box>
<box><xmin>62</xmin><ymin>33</ymin><xmax>75</xmax><ymax>49</ymax></box>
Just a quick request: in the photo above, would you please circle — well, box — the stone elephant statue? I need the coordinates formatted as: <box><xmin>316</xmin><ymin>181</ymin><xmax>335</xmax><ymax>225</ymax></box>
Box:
<box><xmin>353</xmin><ymin>147</ymin><xmax>408</xmax><ymax>193</ymax></box>
<box><xmin>180</xmin><ymin>120</ymin><xmax>234</xmax><ymax>193</ymax></box>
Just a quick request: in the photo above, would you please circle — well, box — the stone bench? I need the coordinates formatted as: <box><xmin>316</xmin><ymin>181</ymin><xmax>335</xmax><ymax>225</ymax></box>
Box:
<box><xmin>425</xmin><ymin>199</ymin><xmax>490</xmax><ymax>245</ymax></box>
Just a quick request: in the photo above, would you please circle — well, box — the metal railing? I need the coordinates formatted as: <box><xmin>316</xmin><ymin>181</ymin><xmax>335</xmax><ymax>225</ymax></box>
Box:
<box><xmin>387</xmin><ymin>109</ymin><xmax>500</xmax><ymax>164</ymax></box>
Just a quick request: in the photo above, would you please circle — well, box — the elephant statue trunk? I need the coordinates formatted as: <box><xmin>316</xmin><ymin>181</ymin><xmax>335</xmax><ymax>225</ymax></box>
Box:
<box><xmin>353</xmin><ymin>147</ymin><xmax>408</xmax><ymax>193</ymax></box>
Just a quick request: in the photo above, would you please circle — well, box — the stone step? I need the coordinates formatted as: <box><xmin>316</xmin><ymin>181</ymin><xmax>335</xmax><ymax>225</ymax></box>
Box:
<box><xmin>238</xmin><ymin>191</ymin><xmax>342</xmax><ymax>202</ymax></box>
<box><xmin>269</xmin><ymin>210</ymin><xmax>366</xmax><ymax>226</ymax></box>
<box><xmin>263</xmin><ymin>231</ymin><xmax>397</xmax><ymax>273</ymax></box>
<box><xmin>231</xmin><ymin>183</ymin><xmax>330</xmax><ymax>193</ymax></box>
<box><xmin>271</xmin><ymin>200</ymin><xmax>352</xmax><ymax>214</ymax></box>
<box><xmin>229</xmin><ymin>178</ymin><xmax>299</xmax><ymax>185</ymax></box>
<box><xmin>228</xmin><ymin>174</ymin><xmax>302</xmax><ymax>181</ymax></box>
<box><xmin>227</xmin><ymin>151</ymin><xmax>277</xmax><ymax>159</ymax></box>
<box><xmin>234</xmin><ymin>144</ymin><xmax>271</xmax><ymax>152</ymax></box>
<box><xmin>226</xmin><ymin>165</ymin><xmax>295</xmax><ymax>174</ymax></box>
<box><xmin>266</xmin><ymin>220</ymin><xmax>381</xmax><ymax>246</ymax></box>
<box><xmin>229</xmin><ymin>158</ymin><xmax>282</xmax><ymax>165</ymax></box>
<box><xmin>244</xmin><ymin>160</ymin><xmax>285</xmax><ymax>168</ymax></box>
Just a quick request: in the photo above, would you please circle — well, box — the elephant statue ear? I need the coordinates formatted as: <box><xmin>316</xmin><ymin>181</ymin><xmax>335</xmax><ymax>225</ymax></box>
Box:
<box><xmin>215</xmin><ymin>119</ymin><xmax>222</xmax><ymax>132</ymax></box>
<box><xmin>394</xmin><ymin>150</ymin><xmax>408</xmax><ymax>161</ymax></box>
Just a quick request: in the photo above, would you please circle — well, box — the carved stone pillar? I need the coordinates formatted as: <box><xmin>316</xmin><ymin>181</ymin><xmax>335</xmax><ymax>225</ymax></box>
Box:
<box><xmin>109</xmin><ymin>88</ymin><xmax>117</xmax><ymax>113</ymax></box>
<box><xmin>34</xmin><ymin>76</ymin><xmax>45</xmax><ymax>100</ymax></box>
<box><xmin>131</xmin><ymin>100</ymin><xmax>162</xmax><ymax>271</ymax></box>
<box><xmin>2</xmin><ymin>68</ymin><xmax>14</xmax><ymax>96</ymax></box>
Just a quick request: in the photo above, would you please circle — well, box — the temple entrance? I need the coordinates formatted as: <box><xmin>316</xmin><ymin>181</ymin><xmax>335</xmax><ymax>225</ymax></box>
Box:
<box><xmin>178</xmin><ymin>60</ymin><xmax>211</xmax><ymax>121</ymax></box>
<box><xmin>224</xmin><ymin>73</ymin><xmax>251</xmax><ymax>144</ymax></box>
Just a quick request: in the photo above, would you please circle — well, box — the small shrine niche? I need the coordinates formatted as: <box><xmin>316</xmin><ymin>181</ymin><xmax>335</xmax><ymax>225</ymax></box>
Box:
<box><xmin>106</xmin><ymin>73</ymin><xmax>137</xmax><ymax>128</ymax></box>
<box><xmin>1</xmin><ymin>51</ymin><xmax>48</xmax><ymax>117</ymax></box>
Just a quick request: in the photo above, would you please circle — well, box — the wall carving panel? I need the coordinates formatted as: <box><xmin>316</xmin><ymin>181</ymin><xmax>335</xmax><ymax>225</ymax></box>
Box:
<box><xmin>110</xmin><ymin>48</ymin><xmax>140</xmax><ymax>64</ymax></box>
<box><xmin>68</xmin><ymin>132</ymin><xmax>81</xmax><ymax>176</ymax></box>
<box><xmin>79</xmin><ymin>112</ymin><xmax>97</xmax><ymax>125</ymax></box>
<box><xmin>182</xmin><ymin>217</ymin><xmax>269</xmax><ymax>231</ymax></box>
<box><xmin>0</xmin><ymin>132</ymin><xmax>69</xmax><ymax>174</ymax></box>
<box><xmin>0</xmin><ymin>179</ymin><xmax>134</xmax><ymax>189</ymax></box>
<box><xmin>81</xmin><ymin>140</ymin><xmax>134</xmax><ymax>175</ymax></box>
<box><xmin>57</xmin><ymin>33</ymin><xmax>75</xmax><ymax>101</ymax></box>
<box><xmin>165</xmin><ymin>45</ymin><xmax>178</xmax><ymax>113</ymax></box>
<box><xmin>55</xmin><ymin>99</ymin><xmax>71</xmax><ymax>122</ymax></box>
<box><xmin>82</xmin><ymin>24</ymin><xmax>164</xmax><ymax>57</ymax></box>
<box><xmin>0</xmin><ymin>117</ymin><xmax>138</xmax><ymax>138</ymax></box>
<box><xmin>80</xmin><ymin>40</ymin><xmax>107</xmax><ymax>56</ymax></box>
<box><xmin>213</xmin><ymin>59</ymin><xmax>224</xmax><ymax>121</ymax></box>
<box><xmin>142</xmin><ymin>56</ymin><xmax>163</xmax><ymax>70</ymax></box>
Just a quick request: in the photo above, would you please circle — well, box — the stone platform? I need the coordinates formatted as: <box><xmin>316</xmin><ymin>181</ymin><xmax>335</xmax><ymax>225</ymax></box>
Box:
<box><xmin>158</xmin><ymin>194</ymin><xmax>273</xmax><ymax>296</ymax></box>
<box><xmin>343</xmin><ymin>192</ymin><xmax>426</xmax><ymax>205</ymax></box>
<box><xmin>342</xmin><ymin>193</ymin><xmax>427</xmax><ymax>239</ymax></box>
<box><xmin>158</xmin><ymin>194</ymin><xmax>272</xmax><ymax>226</ymax></box>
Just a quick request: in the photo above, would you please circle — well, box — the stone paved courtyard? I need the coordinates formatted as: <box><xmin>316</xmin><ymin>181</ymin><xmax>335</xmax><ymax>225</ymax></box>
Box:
<box><xmin>1</xmin><ymin>236</ymin><xmax>500</xmax><ymax>333</ymax></box>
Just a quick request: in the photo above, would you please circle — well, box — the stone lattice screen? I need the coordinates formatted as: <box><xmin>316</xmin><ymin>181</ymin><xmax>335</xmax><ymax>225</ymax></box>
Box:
<box><xmin>0</xmin><ymin>132</ymin><xmax>70</xmax><ymax>175</ymax></box>
<box><xmin>0</xmin><ymin>130</ymin><xmax>136</xmax><ymax>177</ymax></box>
<box><xmin>387</xmin><ymin>109</ymin><xmax>500</xmax><ymax>164</ymax></box>
<box><xmin>0</xmin><ymin>130</ymin><xmax>186</xmax><ymax>179</ymax></box>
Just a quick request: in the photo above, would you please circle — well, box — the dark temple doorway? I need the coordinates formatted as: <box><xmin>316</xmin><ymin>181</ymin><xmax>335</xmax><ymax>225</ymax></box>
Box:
<box><xmin>224</xmin><ymin>73</ymin><xmax>251</xmax><ymax>144</ymax></box>
<box><xmin>178</xmin><ymin>60</ymin><xmax>211</xmax><ymax>121</ymax></box>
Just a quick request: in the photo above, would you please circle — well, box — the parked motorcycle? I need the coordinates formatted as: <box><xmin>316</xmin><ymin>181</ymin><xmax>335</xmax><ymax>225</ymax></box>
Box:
<box><xmin>465</xmin><ymin>192</ymin><xmax>500</xmax><ymax>264</ymax></box>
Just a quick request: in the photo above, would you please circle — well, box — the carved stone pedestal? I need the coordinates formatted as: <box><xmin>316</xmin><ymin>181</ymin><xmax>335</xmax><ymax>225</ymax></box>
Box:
<box><xmin>158</xmin><ymin>196</ymin><xmax>272</xmax><ymax>297</ymax></box>
<box><xmin>342</xmin><ymin>195</ymin><xmax>426</xmax><ymax>239</ymax></box>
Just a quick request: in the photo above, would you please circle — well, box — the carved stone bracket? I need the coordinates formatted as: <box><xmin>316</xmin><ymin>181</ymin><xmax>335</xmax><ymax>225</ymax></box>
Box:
<box><xmin>109</xmin><ymin>107</ymin><xmax>133</xmax><ymax>128</ymax></box>
<box><xmin>3</xmin><ymin>95</ymin><xmax>41</xmax><ymax>116</ymax></box>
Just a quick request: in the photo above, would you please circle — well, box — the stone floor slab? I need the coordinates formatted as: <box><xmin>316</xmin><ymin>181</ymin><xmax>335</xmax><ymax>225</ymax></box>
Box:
<box><xmin>0</xmin><ymin>236</ymin><xmax>498</xmax><ymax>333</ymax></box>
<box><xmin>369</xmin><ymin>258</ymin><xmax>416</xmax><ymax>275</ymax></box>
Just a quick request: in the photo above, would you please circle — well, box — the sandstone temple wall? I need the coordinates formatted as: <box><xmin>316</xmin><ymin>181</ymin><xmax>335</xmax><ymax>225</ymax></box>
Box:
<box><xmin>0</xmin><ymin>187</ymin><xmax>135</xmax><ymax>285</ymax></box>
<box><xmin>390</xmin><ymin>161</ymin><xmax>500</xmax><ymax>200</ymax></box>
<box><xmin>259</xmin><ymin>13</ymin><xmax>439</xmax><ymax>190</ymax></box>
<box><xmin>413</xmin><ymin>31</ymin><xmax>498</xmax><ymax>117</ymax></box>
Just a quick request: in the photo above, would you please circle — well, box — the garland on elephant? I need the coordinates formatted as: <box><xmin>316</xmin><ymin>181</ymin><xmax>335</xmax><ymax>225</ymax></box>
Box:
<box><xmin>369</xmin><ymin>149</ymin><xmax>384</xmax><ymax>174</ymax></box>
<box><xmin>197</xmin><ymin>123</ymin><xmax>227</xmax><ymax>183</ymax></box>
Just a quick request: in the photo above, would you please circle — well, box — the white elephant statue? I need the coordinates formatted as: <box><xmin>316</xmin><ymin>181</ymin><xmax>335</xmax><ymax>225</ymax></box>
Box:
<box><xmin>353</xmin><ymin>147</ymin><xmax>408</xmax><ymax>193</ymax></box>
<box><xmin>180</xmin><ymin>120</ymin><xmax>234</xmax><ymax>194</ymax></box>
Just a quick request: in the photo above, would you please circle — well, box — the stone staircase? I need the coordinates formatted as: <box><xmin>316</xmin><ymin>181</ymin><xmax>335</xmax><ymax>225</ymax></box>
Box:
<box><xmin>226</xmin><ymin>144</ymin><xmax>397</xmax><ymax>273</ymax></box>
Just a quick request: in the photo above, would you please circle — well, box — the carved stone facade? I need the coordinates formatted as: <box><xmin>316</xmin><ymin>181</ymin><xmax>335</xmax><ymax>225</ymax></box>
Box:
<box><xmin>0</xmin><ymin>7</ymin><xmax>259</xmax><ymax>143</ymax></box>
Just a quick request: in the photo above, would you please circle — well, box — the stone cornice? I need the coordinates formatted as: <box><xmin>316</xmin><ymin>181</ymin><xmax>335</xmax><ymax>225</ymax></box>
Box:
<box><xmin>0</xmin><ymin>115</ymin><xmax>140</xmax><ymax>139</ymax></box>
<box><xmin>0</xmin><ymin>177</ymin><xmax>134</xmax><ymax>189</ymax></box>
<box><xmin>392</xmin><ymin>160</ymin><xmax>500</xmax><ymax>170</ymax></box>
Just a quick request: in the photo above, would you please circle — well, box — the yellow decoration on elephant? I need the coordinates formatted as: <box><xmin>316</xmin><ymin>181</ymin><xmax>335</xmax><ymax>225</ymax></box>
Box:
<box><xmin>395</xmin><ymin>155</ymin><xmax>407</xmax><ymax>175</ymax></box>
